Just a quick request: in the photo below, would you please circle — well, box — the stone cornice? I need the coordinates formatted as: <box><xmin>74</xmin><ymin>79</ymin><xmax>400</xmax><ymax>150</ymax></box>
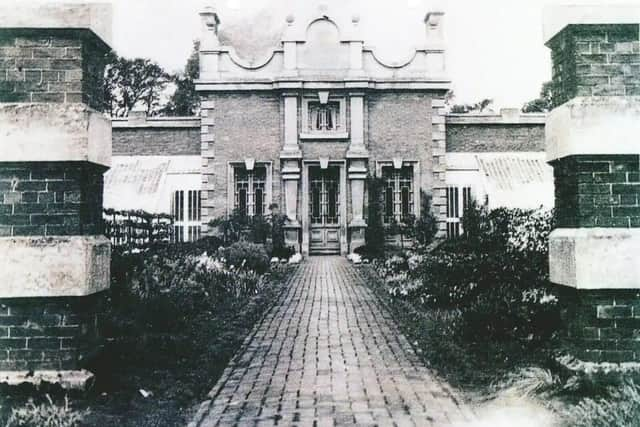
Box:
<box><xmin>0</xmin><ymin>2</ymin><xmax>112</xmax><ymax>47</ymax></box>
<box><xmin>196</xmin><ymin>79</ymin><xmax>452</xmax><ymax>92</ymax></box>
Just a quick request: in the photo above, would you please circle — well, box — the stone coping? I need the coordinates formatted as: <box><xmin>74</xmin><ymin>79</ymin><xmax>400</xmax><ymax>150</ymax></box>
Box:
<box><xmin>546</xmin><ymin>96</ymin><xmax>640</xmax><ymax>162</ymax></box>
<box><xmin>0</xmin><ymin>2</ymin><xmax>112</xmax><ymax>47</ymax></box>
<box><xmin>0</xmin><ymin>370</ymin><xmax>94</xmax><ymax>391</ymax></box>
<box><xmin>112</xmin><ymin>116</ymin><xmax>201</xmax><ymax>129</ymax></box>
<box><xmin>0</xmin><ymin>103</ymin><xmax>111</xmax><ymax>167</ymax></box>
<box><xmin>0</xmin><ymin>235</ymin><xmax>110</xmax><ymax>298</ymax></box>
<box><xmin>542</xmin><ymin>4</ymin><xmax>640</xmax><ymax>44</ymax></box>
<box><xmin>446</xmin><ymin>112</ymin><xmax>546</xmax><ymax>125</ymax></box>
<box><xmin>549</xmin><ymin>228</ymin><xmax>640</xmax><ymax>290</ymax></box>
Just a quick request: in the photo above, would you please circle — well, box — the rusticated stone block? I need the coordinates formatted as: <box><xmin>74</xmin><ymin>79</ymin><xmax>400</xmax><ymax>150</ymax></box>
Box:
<box><xmin>0</xmin><ymin>103</ymin><xmax>111</xmax><ymax>166</ymax></box>
<box><xmin>0</xmin><ymin>235</ymin><xmax>110</xmax><ymax>298</ymax></box>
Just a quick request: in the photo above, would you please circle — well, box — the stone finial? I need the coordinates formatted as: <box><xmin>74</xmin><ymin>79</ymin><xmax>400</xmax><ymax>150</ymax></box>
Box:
<box><xmin>283</xmin><ymin>14</ymin><xmax>297</xmax><ymax>41</ymax></box>
<box><xmin>425</xmin><ymin>11</ymin><xmax>445</xmax><ymax>44</ymax></box>
<box><xmin>200</xmin><ymin>6</ymin><xmax>221</xmax><ymax>50</ymax></box>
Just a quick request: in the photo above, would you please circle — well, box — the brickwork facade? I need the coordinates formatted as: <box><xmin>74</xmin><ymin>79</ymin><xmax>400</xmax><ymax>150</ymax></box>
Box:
<box><xmin>548</xmin><ymin>24</ymin><xmax>640</xmax><ymax>106</ymax></box>
<box><xmin>201</xmin><ymin>92</ymin><xmax>283</xmax><ymax>221</ymax></box>
<box><xmin>0</xmin><ymin>29</ymin><xmax>109</xmax><ymax>109</ymax></box>
<box><xmin>196</xmin><ymin>8</ymin><xmax>450</xmax><ymax>253</ymax></box>
<box><xmin>112</xmin><ymin>127</ymin><xmax>201</xmax><ymax>156</ymax></box>
<box><xmin>553</xmin><ymin>155</ymin><xmax>640</xmax><ymax>228</ymax></box>
<box><xmin>446</xmin><ymin>123</ymin><xmax>545</xmax><ymax>152</ymax></box>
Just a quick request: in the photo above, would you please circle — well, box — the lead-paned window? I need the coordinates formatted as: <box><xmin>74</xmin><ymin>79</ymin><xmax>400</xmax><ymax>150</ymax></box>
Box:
<box><xmin>382</xmin><ymin>165</ymin><xmax>414</xmax><ymax>224</ymax></box>
<box><xmin>234</xmin><ymin>165</ymin><xmax>267</xmax><ymax>217</ymax></box>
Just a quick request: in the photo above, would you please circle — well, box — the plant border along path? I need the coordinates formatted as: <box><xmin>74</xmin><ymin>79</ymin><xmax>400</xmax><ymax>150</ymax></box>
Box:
<box><xmin>189</xmin><ymin>256</ymin><xmax>473</xmax><ymax>427</ymax></box>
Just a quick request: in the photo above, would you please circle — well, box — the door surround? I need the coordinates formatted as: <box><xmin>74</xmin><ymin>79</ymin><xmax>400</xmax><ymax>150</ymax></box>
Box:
<box><xmin>301</xmin><ymin>160</ymin><xmax>348</xmax><ymax>255</ymax></box>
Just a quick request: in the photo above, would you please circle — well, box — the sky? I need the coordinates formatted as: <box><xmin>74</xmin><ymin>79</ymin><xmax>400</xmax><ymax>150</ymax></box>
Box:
<box><xmin>94</xmin><ymin>0</ymin><xmax>634</xmax><ymax>109</ymax></box>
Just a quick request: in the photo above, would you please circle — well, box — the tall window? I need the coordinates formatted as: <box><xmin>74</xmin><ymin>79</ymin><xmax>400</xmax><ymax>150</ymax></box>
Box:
<box><xmin>234</xmin><ymin>165</ymin><xmax>267</xmax><ymax>217</ymax></box>
<box><xmin>446</xmin><ymin>186</ymin><xmax>472</xmax><ymax>239</ymax></box>
<box><xmin>382</xmin><ymin>165</ymin><xmax>414</xmax><ymax>224</ymax></box>
<box><xmin>171</xmin><ymin>190</ymin><xmax>201</xmax><ymax>242</ymax></box>
<box><xmin>307</xmin><ymin>101</ymin><xmax>341</xmax><ymax>132</ymax></box>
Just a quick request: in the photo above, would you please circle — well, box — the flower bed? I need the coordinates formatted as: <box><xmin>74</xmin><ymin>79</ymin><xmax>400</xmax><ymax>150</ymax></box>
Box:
<box><xmin>0</xmin><ymin>238</ymin><xmax>293</xmax><ymax>427</ymax></box>
<box><xmin>361</xmin><ymin>205</ymin><xmax>640</xmax><ymax>425</ymax></box>
<box><xmin>361</xmin><ymin>206</ymin><xmax>561</xmax><ymax>389</ymax></box>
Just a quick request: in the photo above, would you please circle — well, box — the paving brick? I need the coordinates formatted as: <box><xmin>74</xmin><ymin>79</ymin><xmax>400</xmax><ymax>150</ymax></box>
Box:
<box><xmin>193</xmin><ymin>257</ymin><xmax>472</xmax><ymax>426</ymax></box>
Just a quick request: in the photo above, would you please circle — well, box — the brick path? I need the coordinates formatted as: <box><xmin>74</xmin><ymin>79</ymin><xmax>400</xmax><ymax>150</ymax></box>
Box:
<box><xmin>190</xmin><ymin>257</ymin><xmax>472</xmax><ymax>427</ymax></box>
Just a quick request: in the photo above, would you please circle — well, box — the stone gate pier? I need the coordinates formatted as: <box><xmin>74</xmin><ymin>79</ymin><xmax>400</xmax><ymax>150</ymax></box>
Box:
<box><xmin>544</xmin><ymin>6</ymin><xmax>640</xmax><ymax>363</ymax></box>
<box><xmin>0</xmin><ymin>3</ymin><xmax>112</xmax><ymax>386</ymax></box>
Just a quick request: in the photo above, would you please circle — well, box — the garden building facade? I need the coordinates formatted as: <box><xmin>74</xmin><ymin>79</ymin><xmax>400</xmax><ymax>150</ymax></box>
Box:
<box><xmin>105</xmin><ymin>5</ymin><xmax>553</xmax><ymax>253</ymax></box>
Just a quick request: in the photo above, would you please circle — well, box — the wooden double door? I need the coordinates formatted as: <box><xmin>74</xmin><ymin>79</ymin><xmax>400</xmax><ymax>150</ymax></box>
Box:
<box><xmin>309</xmin><ymin>166</ymin><xmax>341</xmax><ymax>254</ymax></box>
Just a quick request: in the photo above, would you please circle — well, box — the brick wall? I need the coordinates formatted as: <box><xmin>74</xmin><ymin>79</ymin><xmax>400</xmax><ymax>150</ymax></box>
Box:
<box><xmin>112</xmin><ymin>128</ymin><xmax>201</xmax><ymax>156</ymax></box>
<box><xmin>0</xmin><ymin>296</ymin><xmax>102</xmax><ymax>370</ymax></box>
<box><xmin>446</xmin><ymin>123</ymin><xmax>545</xmax><ymax>152</ymax></box>
<box><xmin>0</xmin><ymin>29</ymin><xmax>108</xmax><ymax>110</ymax></box>
<box><xmin>0</xmin><ymin>162</ymin><xmax>105</xmax><ymax>237</ymax></box>
<box><xmin>552</xmin><ymin>155</ymin><xmax>640</xmax><ymax>228</ymax></box>
<box><xmin>559</xmin><ymin>287</ymin><xmax>640</xmax><ymax>363</ymax></box>
<box><xmin>548</xmin><ymin>24</ymin><xmax>640</xmax><ymax>105</ymax></box>
<box><xmin>367</xmin><ymin>92</ymin><xmax>434</xmax><ymax>194</ymax></box>
<box><xmin>203</xmin><ymin>93</ymin><xmax>282</xmax><ymax>220</ymax></box>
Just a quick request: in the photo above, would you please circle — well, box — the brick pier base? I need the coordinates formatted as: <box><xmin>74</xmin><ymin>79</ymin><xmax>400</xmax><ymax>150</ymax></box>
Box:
<box><xmin>0</xmin><ymin>295</ymin><xmax>104</xmax><ymax>371</ymax></box>
<box><xmin>557</xmin><ymin>287</ymin><xmax>640</xmax><ymax>363</ymax></box>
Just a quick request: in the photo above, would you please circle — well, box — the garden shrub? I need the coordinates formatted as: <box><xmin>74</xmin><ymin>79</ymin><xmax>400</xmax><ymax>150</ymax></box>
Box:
<box><xmin>378</xmin><ymin>204</ymin><xmax>560</xmax><ymax>348</ymax></box>
<box><xmin>217</xmin><ymin>241</ymin><xmax>270</xmax><ymax>274</ymax></box>
<box><xmin>408</xmin><ymin>191</ymin><xmax>439</xmax><ymax>247</ymax></box>
<box><xmin>105</xmin><ymin>240</ymin><xmax>268</xmax><ymax>342</ymax></box>
<box><xmin>209</xmin><ymin>206</ymin><xmax>294</xmax><ymax>258</ymax></box>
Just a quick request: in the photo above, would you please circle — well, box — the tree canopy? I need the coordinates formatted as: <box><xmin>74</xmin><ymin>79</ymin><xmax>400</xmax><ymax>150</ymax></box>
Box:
<box><xmin>521</xmin><ymin>81</ymin><xmax>556</xmax><ymax>113</ymax></box>
<box><xmin>161</xmin><ymin>41</ymin><xmax>201</xmax><ymax>116</ymax></box>
<box><xmin>103</xmin><ymin>53</ymin><xmax>172</xmax><ymax>117</ymax></box>
<box><xmin>449</xmin><ymin>98</ymin><xmax>494</xmax><ymax>114</ymax></box>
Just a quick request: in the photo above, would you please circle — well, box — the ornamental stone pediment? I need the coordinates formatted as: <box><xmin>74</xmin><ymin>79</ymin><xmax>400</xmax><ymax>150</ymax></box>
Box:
<box><xmin>196</xmin><ymin>5</ymin><xmax>450</xmax><ymax>89</ymax></box>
